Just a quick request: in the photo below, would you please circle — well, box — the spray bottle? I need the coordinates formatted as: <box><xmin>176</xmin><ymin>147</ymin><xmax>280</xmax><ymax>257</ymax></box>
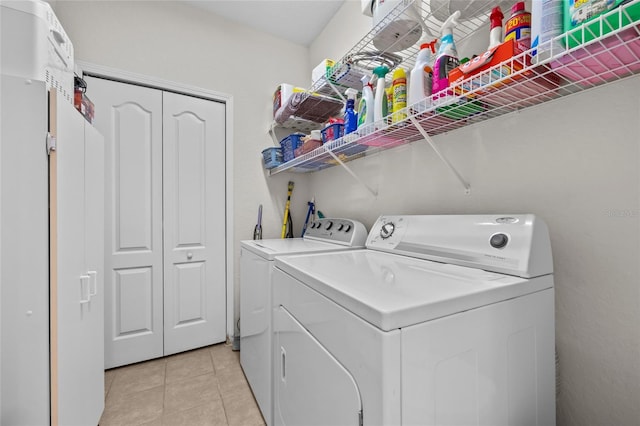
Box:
<box><xmin>357</xmin><ymin>75</ymin><xmax>374</xmax><ymax>129</ymax></box>
<box><xmin>432</xmin><ymin>10</ymin><xmax>461</xmax><ymax>97</ymax></box>
<box><xmin>391</xmin><ymin>67</ymin><xmax>407</xmax><ymax>124</ymax></box>
<box><xmin>344</xmin><ymin>88</ymin><xmax>358</xmax><ymax>135</ymax></box>
<box><xmin>408</xmin><ymin>39</ymin><xmax>437</xmax><ymax>113</ymax></box>
<box><xmin>488</xmin><ymin>7</ymin><xmax>504</xmax><ymax>49</ymax></box>
<box><xmin>372</xmin><ymin>65</ymin><xmax>389</xmax><ymax>128</ymax></box>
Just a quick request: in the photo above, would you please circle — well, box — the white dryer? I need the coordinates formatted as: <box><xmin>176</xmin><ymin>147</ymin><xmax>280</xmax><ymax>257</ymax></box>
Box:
<box><xmin>240</xmin><ymin>218</ymin><xmax>367</xmax><ymax>425</ymax></box>
<box><xmin>272</xmin><ymin>214</ymin><xmax>556</xmax><ymax>426</ymax></box>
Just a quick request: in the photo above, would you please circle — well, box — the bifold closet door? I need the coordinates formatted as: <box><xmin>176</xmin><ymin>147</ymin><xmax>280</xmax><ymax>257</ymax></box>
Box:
<box><xmin>87</xmin><ymin>76</ymin><xmax>226</xmax><ymax>368</ymax></box>
<box><xmin>162</xmin><ymin>92</ymin><xmax>226</xmax><ymax>355</ymax></box>
<box><xmin>87</xmin><ymin>77</ymin><xmax>164</xmax><ymax>368</ymax></box>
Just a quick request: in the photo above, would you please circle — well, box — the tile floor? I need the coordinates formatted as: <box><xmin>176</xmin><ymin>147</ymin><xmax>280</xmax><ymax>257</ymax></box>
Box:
<box><xmin>100</xmin><ymin>343</ymin><xmax>265</xmax><ymax>426</ymax></box>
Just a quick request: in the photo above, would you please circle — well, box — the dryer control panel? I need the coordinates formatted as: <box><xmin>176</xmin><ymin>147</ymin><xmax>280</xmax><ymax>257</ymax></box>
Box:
<box><xmin>304</xmin><ymin>218</ymin><xmax>368</xmax><ymax>247</ymax></box>
<box><xmin>366</xmin><ymin>214</ymin><xmax>553</xmax><ymax>278</ymax></box>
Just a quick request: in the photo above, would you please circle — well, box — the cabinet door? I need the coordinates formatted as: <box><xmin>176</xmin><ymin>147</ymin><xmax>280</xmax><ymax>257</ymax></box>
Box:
<box><xmin>0</xmin><ymin>75</ymin><xmax>50</xmax><ymax>426</ymax></box>
<box><xmin>162</xmin><ymin>91</ymin><xmax>226</xmax><ymax>355</ymax></box>
<box><xmin>82</xmin><ymin>120</ymin><xmax>106</xmax><ymax>423</ymax></box>
<box><xmin>55</xmin><ymin>97</ymin><xmax>105</xmax><ymax>426</ymax></box>
<box><xmin>86</xmin><ymin>77</ymin><xmax>164</xmax><ymax>368</ymax></box>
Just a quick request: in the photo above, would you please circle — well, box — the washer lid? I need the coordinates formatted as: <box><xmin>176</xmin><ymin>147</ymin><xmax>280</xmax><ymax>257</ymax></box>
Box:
<box><xmin>275</xmin><ymin>249</ymin><xmax>553</xmax><ymax>331</ymax></box>
<box><xmin>241</xmin><ymin>238</ymin><xmax>356</xmax><ymax>260</ymax></box>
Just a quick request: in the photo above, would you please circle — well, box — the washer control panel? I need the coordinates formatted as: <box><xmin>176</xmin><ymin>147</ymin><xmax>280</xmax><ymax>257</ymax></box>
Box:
<box><xmin>304</xmin><ymin>218</ymin><xmax>368</xmax><ymax>247</ymax></box>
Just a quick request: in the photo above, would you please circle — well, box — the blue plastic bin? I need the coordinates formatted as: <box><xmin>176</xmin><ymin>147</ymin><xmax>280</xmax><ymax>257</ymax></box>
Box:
<box><xmin>262</xmin><ymin>147</ymin><xmax>283</xmax><ymax>169</ymax></box>
<box><xmin>280</xmin><ymin>133</ymin><xmax>305</xmax><ymax>162</ymax></box>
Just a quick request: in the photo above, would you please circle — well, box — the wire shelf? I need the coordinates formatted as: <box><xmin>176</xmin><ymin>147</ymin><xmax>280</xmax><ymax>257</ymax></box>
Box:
<box><xmin>270</xmin><ymin>0</ymin><xmax>640</xmax><ymax>175</ymax></box>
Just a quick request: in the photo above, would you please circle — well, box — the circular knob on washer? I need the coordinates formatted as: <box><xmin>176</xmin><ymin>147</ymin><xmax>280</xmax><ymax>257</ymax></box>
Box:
<box><xmin>325</xmin><ymin>221</ymin><xmax>333</xmax><ymax>230</ymax></box>
<box><xmin>490</xmin><ymin>233</ymin><xmax>509</xmax><ymax>248</ymax></box>
<box><xmin>338</xmin><ymin>223</ymin><xmax>344</xmax><ymax>231</ymax></box>
<box><xmin>344</xmin><ymin>224</ymin><xmax>352</xmax><ymax>233</ymax></box>
<box><xmin>380</xmin><ymin>222</ymin><xmax>395</xmax><ymax>239</ymax></box>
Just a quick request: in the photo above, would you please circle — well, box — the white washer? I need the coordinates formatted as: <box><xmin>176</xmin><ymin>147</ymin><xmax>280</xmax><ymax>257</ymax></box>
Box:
<box><xmin>240</xmin><ymin>218</ymin><xmax>368</xmax><ymax>426</ymax></box>
<box><xmin>272</xmin><ymin>214</ymin><xmax>556</xmax><ymax>426</ymax></box>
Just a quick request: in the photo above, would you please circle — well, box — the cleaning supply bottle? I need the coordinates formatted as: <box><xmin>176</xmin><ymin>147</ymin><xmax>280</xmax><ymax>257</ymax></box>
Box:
<box><xmin>432</xmin><ymin>11</ymin><xmax>461</xmax><ymax>98</ymax></box>
<box><xmin>504</xmin><ymin>1</ymin><xmax>531</xmax><ymax>55</ymax></box>
<box><xmin>357</xmin><ymin>75</ymin><xmax>374</xmax><ymax>129</ymax></box>
<box><xmin>408</xmin><ymin>39</ymin><xmax>436</xmax><ymax>113</ymax></box>
<box><xmin>343</xmin><ymin>88</ymin><xmax>358</xmax><ymax>135</ymax></box>
<box><xmin>531</xmin><ymin>0</ymin><xmax>563</xmax><ymax>63</ymax></box>
<box><xmin>391</xmin><ymin>67</ymin><xmax>407</xmax><ymax>124</ymax></box>
<box><xmin>488</xmin><ymin>6</ymin><xmax>504</xmax><ymax>49</ymax></box>
<box><xmin>373</xmin><ymin>66</ymin><xmax>389</xmax><ymax>128</ymax></box>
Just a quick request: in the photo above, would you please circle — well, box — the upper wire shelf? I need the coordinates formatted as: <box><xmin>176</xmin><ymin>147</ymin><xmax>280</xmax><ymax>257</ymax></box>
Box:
<box><xmin>270</xmin><ymin>0</ymin><xmax>640</xmax><ymax>175</ymax></box>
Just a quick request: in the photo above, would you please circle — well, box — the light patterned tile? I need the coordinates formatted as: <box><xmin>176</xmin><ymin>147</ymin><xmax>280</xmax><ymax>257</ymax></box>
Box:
<box><xmin>166</xmin><ymin>348</ymin><xmax>214</xmax><ymax>384</ymax></box>
<box><xmin>210</xmin><ymin>343</ymin><xmax>239</xmax><ymax>373</ymax></box>
<box><xmin>107</xmin><ymin>359</ymin><xmax>166</xmax><ymax>397</ymax></box>
<box><xmin>164</xmin><ymin>372</ymin><xmax>221</xmax><ymax>415</ymax></box>
<box><xmin>221</xmin><ymin>386</ymin><xmax>265</xmax><ymax>426</ymax></box>
<box><xmin>99</xmin><ymin>385</ymin><xmax>164</xmax><ymax>426</ymax></box>
<box><xmin>161</xmin><ymin>400</ymin><xmax>228</xmax><ymax>426</ymax></box>
<box><xmin>104</xmin><ymin>369</ymin><xmax>117</xmax><ymax>399</ymax></box>
<box><xmin>217</xmin><ymin>364</ymin><xmax>251</xmax><ymax>398</ymax></box>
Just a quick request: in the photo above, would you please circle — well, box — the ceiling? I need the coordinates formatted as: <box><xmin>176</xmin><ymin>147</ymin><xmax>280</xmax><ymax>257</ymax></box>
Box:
<box><xmin>184</xmin><ymin>0</ymin><xmax>347</xmax><ymax>46</ymax></box>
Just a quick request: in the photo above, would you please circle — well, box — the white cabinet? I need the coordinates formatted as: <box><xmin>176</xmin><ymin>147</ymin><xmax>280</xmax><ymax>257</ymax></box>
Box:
<box><xmin>0</xmin><ymin>76</ymin><xmax>51</xmax><ymax>426</ymax></box>
<box><xmin>51</xmin><ymin>92</ymin><xmax>105</xmax><ymax>426</ymax></box>
<box><xmin>86</xmin><ymin>76</ymin><xmax>227</xmax><ymax>368</ymax></box>
<box><xmin>0</xmin><ymin>75</ymin><xmax>105</xmax><ymax>425</ymax></box>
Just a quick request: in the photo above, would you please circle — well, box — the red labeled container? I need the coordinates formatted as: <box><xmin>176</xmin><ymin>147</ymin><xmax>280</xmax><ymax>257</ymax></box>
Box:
<box><xmin>504</xmin><ymin>2</ymin><xmax>531</xmax><ymax>55</ymax></box>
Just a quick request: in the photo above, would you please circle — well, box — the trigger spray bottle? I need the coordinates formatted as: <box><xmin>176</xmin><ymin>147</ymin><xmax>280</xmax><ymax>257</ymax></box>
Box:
<box><xmin>432</xmin><ymin>10</ymin><xmax>461</xmax><ymax>98</ymax></box>
<box><xmin>344</xmin><ymin>88</ymin><xmax>359</xmax><ymax>135</ymax></box>
<box><xmin>408</xmin><ymin>39</ymin><xmax>437</xmax><ymax>113</ymax></box>
<box><xmin>358</xmin><ymin>74</ymin><xmax>374</xmax><ymax>129</ymax></box>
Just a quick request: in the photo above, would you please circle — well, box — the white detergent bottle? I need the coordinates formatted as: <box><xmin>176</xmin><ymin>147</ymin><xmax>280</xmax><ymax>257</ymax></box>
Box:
<box><xmin>372</xmin><ymin>65</ymin><xmax>389</xmax><ymax>129</ymax></box>
<box><xmin>408</xmin><ymin>39</ymin><xmax>436</xmax><ymax>113</ymax></box>
<box><xmin>357</xmin><ymin>74</ymin><xmax>374</xmax><ymax>130</ymax></box>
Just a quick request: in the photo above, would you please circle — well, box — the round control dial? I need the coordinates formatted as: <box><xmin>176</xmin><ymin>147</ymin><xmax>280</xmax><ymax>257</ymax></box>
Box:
<box><xmin>490</xmin><ymin>233</ymin><xmax>509</xmax><ymax>249</ymax></box>
<box><xmin>325</xmin><ymin>221</ymin><xmax>333</xmax><ymax>230</ymax></box>
<box><xmin>380</xmin><ymin>222</ymin><xmax>395</xmax><ymax>239</ymax></box>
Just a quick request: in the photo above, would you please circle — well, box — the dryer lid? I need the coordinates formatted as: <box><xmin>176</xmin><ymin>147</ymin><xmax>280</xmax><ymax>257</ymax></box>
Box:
<box><xmin>241</xmin><ymin>238</ymin><xmax>352</xmax><ymax>260</ymax></box>
<box><xmin>275</xmin><ymin>249</ymin><xmax>553</xmax><ymax>331</ymax></box>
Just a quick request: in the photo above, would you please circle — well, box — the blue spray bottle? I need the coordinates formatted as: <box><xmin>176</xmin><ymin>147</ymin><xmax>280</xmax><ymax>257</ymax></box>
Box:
<box><xmin>344</xmin><ymin>88</ymin><xmax>358</xmax><ymax>135</ymax></box>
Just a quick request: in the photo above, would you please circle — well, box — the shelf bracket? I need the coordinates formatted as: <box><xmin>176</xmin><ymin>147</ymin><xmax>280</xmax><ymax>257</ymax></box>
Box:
<box><xmin>268</xmin><ymin>121</ymin><xmax>279</xmax><ymax>145</ymax></box>
<box><xmin>324</xmin><ymin>146</ymin><xmax>378</xmax><ymax>197</ymax></box>
<box><xmin>324</xmin><ymin>77</ymin><xmax>346</xmax><ymax>102</ymax></box>
<box><xmin>408</xmin><ymin>116</ymin><xmax>471</xmax><ymax>195</ymax></box>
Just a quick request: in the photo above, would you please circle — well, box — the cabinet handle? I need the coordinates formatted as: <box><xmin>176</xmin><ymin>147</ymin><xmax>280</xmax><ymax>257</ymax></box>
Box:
<box><xmin>281</xmin><ymin>347</ymin><xmax>286</xmax><ymax>382</ymax></box>
<box><xmin>79</xmin><ymin>275</ymin><xmax>90</xmax><ymax>305</ymax></box>
<box><xmin>88</xmin><ymin>270</ymin><xmax>97</xmax><ymax>298</ymax></box>
<box><xmin>187</xmin><ymin>252</ymin><xmax>193</xmax><ymax>260</ymax></box>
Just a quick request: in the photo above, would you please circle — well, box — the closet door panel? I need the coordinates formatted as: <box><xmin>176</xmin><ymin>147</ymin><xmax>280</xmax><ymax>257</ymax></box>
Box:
<box><xmin>163</xmin><ymin>91</ymin><xmax>226</xmax><ymax>355</ymax></box>
<box><xmin>86</xmin><ymin>76</ymin><xmax>164</xmax><ymax>368</ymax></box>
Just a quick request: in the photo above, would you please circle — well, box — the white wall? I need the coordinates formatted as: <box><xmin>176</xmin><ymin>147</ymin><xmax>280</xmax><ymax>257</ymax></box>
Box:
<box><xmin>311</xmin><ymin>2</ymin><xmax>640</xmax><ymax>426</ymax></box>
<box><xmin>52</xmin><ymin>0</ymin><xmax>313</xmax><ymax>341</ymax></box>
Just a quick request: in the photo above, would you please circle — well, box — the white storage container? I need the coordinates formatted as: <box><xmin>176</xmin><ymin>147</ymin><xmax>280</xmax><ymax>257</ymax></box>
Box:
<box><xmin>1</xmin><ymin>0</ymin><xmax>75</xmax><ymax>104</ymax></box>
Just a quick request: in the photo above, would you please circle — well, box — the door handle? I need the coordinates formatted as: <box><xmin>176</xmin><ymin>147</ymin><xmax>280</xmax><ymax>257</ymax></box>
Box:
<box><xmin>281</xmin><ymin>347</ymin><xmax>286</xmax><ymax>382</ymax></box>
<box><xmin>79</xmin><ymin>275</ymin><xmax>90</xmax><ymax>305</ymax></box>
<box><xmin>88</xmin><ymin>270</ymin><xmax>97</xmax><ymax>298</ymax></box>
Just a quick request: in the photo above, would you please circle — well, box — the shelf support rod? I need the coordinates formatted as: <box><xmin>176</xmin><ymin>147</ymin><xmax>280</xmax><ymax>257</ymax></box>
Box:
<box><xmin>324</xmin><ymin>77</ymin><xmax>346</xmax><ymax>102</ymax></box>
<box><xmin>268</xmin><ymin>121</ymin><xmax>279</xmax><ymax>145</ymax></box>
<box><xmin>324</xmin><ymin>146</ymin><xmax>378</xmax><ymax>197</ymax></box>
<box><xmin>408</xmin><ymin>116</ymin><xmax>471</xmax><ymax>195</ymax></box>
